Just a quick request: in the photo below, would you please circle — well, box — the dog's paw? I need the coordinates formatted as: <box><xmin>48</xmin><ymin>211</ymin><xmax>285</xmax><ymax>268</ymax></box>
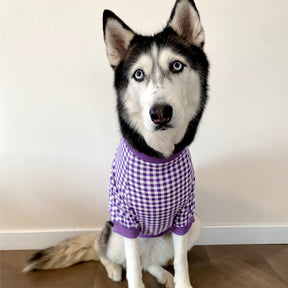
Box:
<box><xmin>161</xmin><ymin>270</ymin><xmax>174</xmax><ymax>288</ymax></box>
<box><xmin>106</xmin><ymin>262</ymin><xmax>122</xmax><ymax>282</ymax></box>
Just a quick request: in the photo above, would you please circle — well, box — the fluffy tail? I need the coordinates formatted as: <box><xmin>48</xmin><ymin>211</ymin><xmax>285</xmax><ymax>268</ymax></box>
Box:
<box><xmin>23</xmin><ymin>233</ymin><xmax>99</xmax><ymax>272</ymax></box>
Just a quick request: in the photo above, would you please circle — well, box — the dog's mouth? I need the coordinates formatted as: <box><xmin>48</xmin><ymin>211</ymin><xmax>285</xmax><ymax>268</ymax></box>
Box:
<box><xmin>154</xmin><ymin>123</ymin><xmax>173</xmax><ymax>131</ymax></box>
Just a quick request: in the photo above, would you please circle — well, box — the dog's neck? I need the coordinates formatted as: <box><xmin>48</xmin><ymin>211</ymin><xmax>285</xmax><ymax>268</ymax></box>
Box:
<box><xmin>119</xmin><ymin>111</ymin><xmax>204</xmax><ymax>159</ymax></box>
<box><xmin>119</xmin><ymin>117</ymin><xmax>164</xmax><ymax>158</ymax></box>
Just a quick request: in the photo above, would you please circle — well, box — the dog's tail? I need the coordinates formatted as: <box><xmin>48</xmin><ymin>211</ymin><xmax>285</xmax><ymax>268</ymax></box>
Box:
<box><xmin>23</xmin><ymin>233</ymin><xmax>99</xmax><ymax>272</ymax></box>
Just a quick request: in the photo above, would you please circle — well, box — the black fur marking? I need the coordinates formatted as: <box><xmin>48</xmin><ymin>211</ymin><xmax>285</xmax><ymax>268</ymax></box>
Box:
<box><xmin>28</xmin><ymin>251</ymin><xmax>44</xmax><ymax>263</ymax></box>
<box><xmin>26</xmin><ymin>247</ymin><xmax>55</xmax><ymax>270</ymax></box>
<box><xmin>98</xmin><ymin>221</ymin><xmax>114</xmax><ymax>256</ymax></box>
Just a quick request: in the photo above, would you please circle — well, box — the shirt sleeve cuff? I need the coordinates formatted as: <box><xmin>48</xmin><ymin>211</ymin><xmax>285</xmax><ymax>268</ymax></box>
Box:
<box><xmin>113</xmin><ymin>222</ymin><xmax>140</xmax><ymax>238</ymax></box>
<box><xmin>171</xmin><ymin>216</ymin><xmax>194</xmax><ymax>236</ymax></box>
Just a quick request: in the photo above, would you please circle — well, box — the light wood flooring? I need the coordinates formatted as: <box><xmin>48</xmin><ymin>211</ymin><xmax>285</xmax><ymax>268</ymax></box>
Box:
<box><xmin>1</xmin><ymin>245</ymin><xmax>287</xmax><ymax>288</ymax></box>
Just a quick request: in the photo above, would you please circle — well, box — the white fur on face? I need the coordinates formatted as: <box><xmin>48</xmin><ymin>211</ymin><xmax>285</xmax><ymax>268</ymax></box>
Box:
<box><xmin>124</xmin><ymin>45</ymin><xmax>201</xmax><ymax>157</ymax></box>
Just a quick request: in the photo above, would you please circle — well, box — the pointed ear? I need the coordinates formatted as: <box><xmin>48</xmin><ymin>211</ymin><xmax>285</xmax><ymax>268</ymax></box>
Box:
<box><xmin>168</xmin><ymin>0</ymin><xmax>205</xmax><ymax>48</ymax></box>
<box><xmin>103</xmin><ymin>10</ymin><xmax>135</xmax><ymax>68</ymax></box>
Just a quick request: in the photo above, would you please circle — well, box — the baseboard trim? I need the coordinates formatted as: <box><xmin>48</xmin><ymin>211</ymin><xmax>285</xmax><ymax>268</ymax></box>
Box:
<box><xmin>0</xmin><ymin>229</ymin><xmax>99</xmax><ymax>251</ymax></box>
<box><xmin>196</xmin><ymin>225</ymin><xmax>288</xmax><ymax>245</ymax></box>
<box><xmin>1</xmin><ymin>226</ymin><xmax>287</xmax><ymax>250</ymax></box>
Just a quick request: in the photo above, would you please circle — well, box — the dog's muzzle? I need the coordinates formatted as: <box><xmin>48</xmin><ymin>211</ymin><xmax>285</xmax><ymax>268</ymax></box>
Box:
<box><xmin>149</xmin><ymin>104</ymin><xmax>173</xmax><ymax>130</ymax></box>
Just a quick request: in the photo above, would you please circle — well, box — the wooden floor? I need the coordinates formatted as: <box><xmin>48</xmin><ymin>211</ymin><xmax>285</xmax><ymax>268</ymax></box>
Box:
<box><xmin>1</xmin><ymin>245</ymin><xmax>287</xmax><ymax>288</ymax></box>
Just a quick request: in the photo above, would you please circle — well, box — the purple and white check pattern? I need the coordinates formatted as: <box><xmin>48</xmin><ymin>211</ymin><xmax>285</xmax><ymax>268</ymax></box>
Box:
<box><xmin>109</xmin><ymin>138</ymin><xmax>195</xmax><ymax>238</ymax></box>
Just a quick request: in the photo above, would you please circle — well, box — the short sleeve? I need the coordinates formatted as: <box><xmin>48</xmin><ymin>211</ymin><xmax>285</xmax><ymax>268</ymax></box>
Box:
<box><xmin>172</xmin><ymin>184</ymin><xmax>195</xmax><ymax>235</ymax></box>
<box><xmin>108</xmin><ymin>159</ymin><xmax>140</xmax><ymax>238</ymax></box>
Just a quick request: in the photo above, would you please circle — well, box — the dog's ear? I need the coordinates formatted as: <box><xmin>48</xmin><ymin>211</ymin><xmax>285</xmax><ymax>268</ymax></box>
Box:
<box><xmin>168</xmin><ymin>0</ymin><xmax>205</xmax><ymax>48</ymax></box>
<box><xmin>103</xmin><ymin>10</ymin><xmax>135</xmax><ymax>68</ymax></box>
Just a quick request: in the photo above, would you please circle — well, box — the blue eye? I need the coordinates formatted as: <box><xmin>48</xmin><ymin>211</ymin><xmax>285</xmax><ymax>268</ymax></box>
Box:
<box><xmin>133</xmin><ymin>69</ymin><xmax>145</xmax><ymax>81</ymax></box>
<box><xmin>170</xmin><ymin>61</ymin><xmax>184</xmax><ymax>73</ymax></box>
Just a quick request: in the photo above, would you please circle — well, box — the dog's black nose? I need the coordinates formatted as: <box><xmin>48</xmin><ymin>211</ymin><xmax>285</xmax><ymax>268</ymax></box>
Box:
<box><xmin>149</xmin><ymin>104</ymin><xmax>173</xmax><ymax>125</ymax></box>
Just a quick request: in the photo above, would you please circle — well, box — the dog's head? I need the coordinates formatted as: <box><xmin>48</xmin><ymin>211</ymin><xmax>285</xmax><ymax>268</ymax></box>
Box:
<box><xmin>103</xmin><ymin>0</ymin><xmax>209</xmax><ymax>157</ymax></box>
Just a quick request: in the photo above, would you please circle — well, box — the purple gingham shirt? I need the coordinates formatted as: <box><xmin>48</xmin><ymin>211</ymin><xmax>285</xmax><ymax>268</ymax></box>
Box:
<box><xmin>109</xmin><ymin>138</ymin><xmax>195</xmax><ymax>238</ymax></box>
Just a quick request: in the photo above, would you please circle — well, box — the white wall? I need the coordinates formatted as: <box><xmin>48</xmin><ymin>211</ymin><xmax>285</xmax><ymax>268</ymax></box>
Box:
<box><xmin>1</xmin><ymin>0</ymin><xmax>287</xmax><ymax>239</ymax></box>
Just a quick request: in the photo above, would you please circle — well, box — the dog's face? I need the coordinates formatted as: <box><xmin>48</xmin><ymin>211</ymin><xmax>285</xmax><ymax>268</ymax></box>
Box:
<box><xmin>103</xmin><ymin>0</ymin><xmax>208</xmax><ymax>157</ymax></box>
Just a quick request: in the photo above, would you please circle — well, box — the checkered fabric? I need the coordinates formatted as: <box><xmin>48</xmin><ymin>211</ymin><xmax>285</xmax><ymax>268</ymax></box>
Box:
<box><xmin>109</xmin><ymin>138</ymin><xmax>195</xmax><ymax>238</ymax></box>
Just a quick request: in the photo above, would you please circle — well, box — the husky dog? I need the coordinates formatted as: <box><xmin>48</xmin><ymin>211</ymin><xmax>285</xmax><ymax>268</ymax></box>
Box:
<box><xmin>24</xmin><ymin>0</ymin><xmax>209</xmax><ymax>287</ymax></box>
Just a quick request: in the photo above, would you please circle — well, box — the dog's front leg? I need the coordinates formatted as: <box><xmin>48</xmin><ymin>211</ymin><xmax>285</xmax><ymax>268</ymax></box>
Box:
<box><xmin>173</xmin><ymin>233</ymin><xmax>192</xmax><ymax>288</ymax></box>
<box><xmin>124</xmin><ymin>237</ymin><xmax>144</xmax><ymax>288</ymax></box>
